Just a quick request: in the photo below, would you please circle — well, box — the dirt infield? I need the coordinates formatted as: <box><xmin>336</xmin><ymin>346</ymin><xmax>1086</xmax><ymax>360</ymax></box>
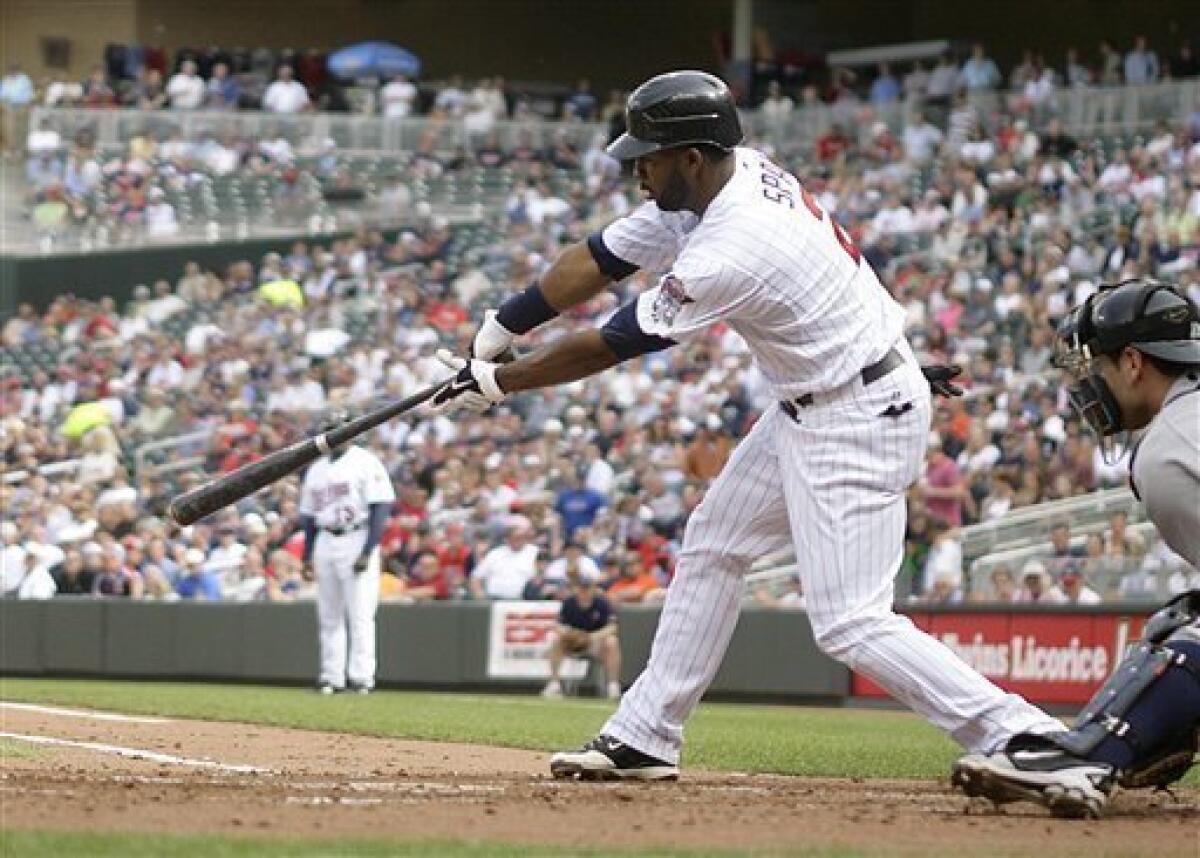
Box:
<box><xmin>1</xmin><ymin>704</ymin><xmax>1196</xmax><ymax>854</ymax></box>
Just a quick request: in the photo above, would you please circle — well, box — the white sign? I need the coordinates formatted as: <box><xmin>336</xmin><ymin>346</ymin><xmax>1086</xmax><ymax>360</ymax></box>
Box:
<box><xmin>486</xmin><ymin>601</ymin><xmax>587</xmax><ymax>680</ymax></box>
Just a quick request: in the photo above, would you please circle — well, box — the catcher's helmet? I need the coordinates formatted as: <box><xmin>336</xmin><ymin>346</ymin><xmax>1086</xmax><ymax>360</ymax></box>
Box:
<box><xmin>1057</xmin><ymin>279</ymin><xmax>1200</xmax><ymax>369</ymax></box>
<box><xmin>1054</xmin><ymin>279</ymin><xmax>1200</xmax><ymax>441</ymax></box>
<box><xmin>607</xmin><ymin>70</ymin><xmax>743</xmax><ymax>161</ymax></box>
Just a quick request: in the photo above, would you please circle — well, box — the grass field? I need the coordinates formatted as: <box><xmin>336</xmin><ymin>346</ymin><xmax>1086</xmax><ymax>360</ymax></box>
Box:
<box><xmin>1</xmin><ymin>831</ymin><xmax>893</xmax><ymax>858</ymax></box>
<box><xmin>1</xmin><ymin>678</ymin><xmax>1193</xmax><ymax>857</ymax></box>
<box><xmin>0</xmin><ymin>677</ymin><xmax>962</xmax><ymax>779</ymax></box>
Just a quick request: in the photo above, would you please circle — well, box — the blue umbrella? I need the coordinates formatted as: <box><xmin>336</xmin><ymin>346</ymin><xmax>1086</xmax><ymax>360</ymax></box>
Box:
<box><xmin>327</xmin><ymin>41</ymin><xmax>421</xmax><ymax>80</ymax></box>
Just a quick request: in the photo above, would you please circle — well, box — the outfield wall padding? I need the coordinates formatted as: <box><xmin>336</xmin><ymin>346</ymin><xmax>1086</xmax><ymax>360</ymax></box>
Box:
<box><xmin>0</xmin><ymin>600</ymin><xmax>850</xmax><ymax>700</ymax></box>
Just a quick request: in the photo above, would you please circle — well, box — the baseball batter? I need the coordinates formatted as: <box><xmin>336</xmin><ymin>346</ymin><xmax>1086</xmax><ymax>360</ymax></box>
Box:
<box><xmin>432</xmin><ymin>70</ymin><xmax>1063</xmax><ymax>780</ymax></box>
<box><xmin>953</xmin><ymin>280</ymin><xmax>1200</xmax><ymax>817</ymax></box>
<box><xmin>299</xmin><ymin>414</ymin><xmax>395</xmax><ymax>694</ymax></box>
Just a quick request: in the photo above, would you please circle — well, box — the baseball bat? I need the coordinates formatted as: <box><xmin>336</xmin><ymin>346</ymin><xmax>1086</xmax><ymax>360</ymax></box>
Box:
<box><xmin>168</xmin><ymin>381</ymin><xmax>443</xmax><ymax>526</ymax></box>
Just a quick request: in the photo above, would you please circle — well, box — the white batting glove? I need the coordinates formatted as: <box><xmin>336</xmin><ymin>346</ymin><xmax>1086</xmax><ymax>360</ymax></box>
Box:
<box><xmin>472</xmin><ymin>310</ymin><xmax>517</xmax><ymax>361</ymax></box>
<box><xmin>430</xmin><ymin>349</ymin><xmax>506</xmax><ymax>414</ymax></box>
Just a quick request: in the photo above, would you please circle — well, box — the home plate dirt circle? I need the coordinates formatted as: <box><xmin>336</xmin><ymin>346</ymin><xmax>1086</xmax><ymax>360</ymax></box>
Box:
<box><xmin>1</xmin><ymin>704</ymin><xmax>1196</xmax><ymax>853</ymax></box>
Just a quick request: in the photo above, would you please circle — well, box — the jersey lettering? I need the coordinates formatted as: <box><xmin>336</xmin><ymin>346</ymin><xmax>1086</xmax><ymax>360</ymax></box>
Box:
<box><xmin>757</xmin><ymin>158</ymin><xmax>860</xmax><ymax>266</ymax></box>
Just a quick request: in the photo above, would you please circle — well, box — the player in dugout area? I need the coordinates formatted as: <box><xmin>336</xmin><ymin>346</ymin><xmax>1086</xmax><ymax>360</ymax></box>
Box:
<box><xmin>953</xmin><ymin>279</ymin><xmax>1200</xmax><ymax>817</ymax></box>
<box><xmin>541</xmin><ymin>575</ymin><xmax>622</xmax><ymax>701</ymax></box>
<box><xmin>431</xmin><ymin>69</ymin><xmax>1070</xmax><ymax>787</ymax></box>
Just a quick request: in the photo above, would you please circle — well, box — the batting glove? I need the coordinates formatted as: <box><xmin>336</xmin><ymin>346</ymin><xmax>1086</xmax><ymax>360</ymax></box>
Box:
<box><xmin>921</xmin><ymin>363</ymin><xmax>964</xmax><ymax>398</ymax></box>
<box><xmin>430</xmin><ymin>349</ymin><xmax>506</xmax><ymax>414</ymax></box>
<box><xmin>472</xmin><ymin>310</ymin><xmax>516</xmax><ymax>361</ymax></box>
<box><xmin>352</xmin><ymin>554</ymin><xmax>370</xmax><ymax>576</ymax></box>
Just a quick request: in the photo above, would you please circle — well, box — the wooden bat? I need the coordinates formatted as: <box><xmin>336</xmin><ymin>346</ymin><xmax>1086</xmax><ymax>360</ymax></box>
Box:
<box><xmin>168</xmin><ymin>381</ymin><xmax>442</xmax><ymax>526</ymax></box>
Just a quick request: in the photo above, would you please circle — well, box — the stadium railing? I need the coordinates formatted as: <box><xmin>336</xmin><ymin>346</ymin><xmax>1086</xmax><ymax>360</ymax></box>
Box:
<box><xmin>745</xmin><ymin>78</ymin><xmax>1199</xmax><ymax>153</ymax></box>
<box><xmin>27</xmin><ymin>107</ymin><xmax>606</xmax><ymax>156</ymax></box>
<box><xmin>959</xmin><ymin>486</ymin><xmax>1143</xmax><ymax>562</ymax></box>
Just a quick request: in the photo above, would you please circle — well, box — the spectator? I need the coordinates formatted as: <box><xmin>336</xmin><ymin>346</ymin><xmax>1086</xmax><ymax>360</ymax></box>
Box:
<box><xmin>1063</xmin><ymin>47</ymin><xmax>1091</xmax><ymax>88</ymax></box>
<box><xmin>1124</xmin><ymin>36</ymin><xmax>1160</xmax><ymax>85</ymax></box>
<box><xmin>924</xmin><ymin>565</ymin><xmax>963</xmax><ymax>604</ymax></box>
<box><xmin>1096</xmin><ymin>40</ymin><xmax>1123</xmax><ymax>86</ymax></box>
<box><xmin>1</xmin><ymin>62</ymin><xmax>34</xmax><ymax>156</ymax></box>
<box><xmin>1</xmin><ymin>521</ymin><xmax>27</xmax><ymax>596</ymax></box>
<box><xmin>176</xmin><ymin>547</ymin><xmax>223</xmax><ymax>600</ymax></box>
<box><xmin>521</xmin><ymin>556</ymin><xmax>562</xmax><ymax>601</ymax></box>
<box><xmin>1060</xmin><ymin>565</ymin><xmax>1102</xmax><ymax>605</ymax></box>
<box><xmin>1018</xmin><ymin>560</ymin><xmax>1066</xmax><ymax>603</ymax></box>
<box><xmin>683</xmin><ymin>414</ymin><xmax>732</xmax><ymax>481</ymax></box>
<box><xmin>759</xmin><ymin>80</ymin><xmax>793</xmax><ymax>121</ymax></box>
<box><xmin>554</xmin><ymin>468</ymin><xmax>607</xmax><ymax>539</ymax></box>
<box><xmin>1048</xmin><ymin>521</ymin><xmax>1084</xmax><ymax>561</ymax></box>
<box><xmin>920</xmin><ymin>433</ymin><xmax>969</xmax><ymax>526</ymax></box>
<box><xmin>988</xmin><ymin>565</ymin><xmax>1020</xmax><ymax>602</ymax></box>
<box><xmin>166</xmin><ymin>59</ymin><xmax>205</xmax><ymax>109</ymax></box>
<box><xmin>902</xmin><ymin>110</ymin><xmax>943</xmax><ymax>164</ymax></box>
<box><xmin>545</xmin><ymin>540</ymin><xmax>600</xmax><ymax>588</ymax></box>
<box><xmin>869</xmin><ymin>63</ymin><xmax>901</xmax><ymax>104</ymax></box>
<box><xmin>605</xmin><ymin>554</ymin><xmax>665</xmax><ymax>604</ymax></box>
<box><xmin>261</xmin><ymin>65</ymin><xmax>309</xmax><ymax>114</ymax></box>
<box><xmin>541</xmin><ymin>577</ymin><xmax>621</xmax><ymax>700</ymax></box>
<box><xmin>959</xmin><ymin>44</ymin><xmax>1002</xmax><ymax>92</ymax></box>
<box><xmin>925</xmin><ymin>54</ymin><xmax>960</xmax><ymax>108</ymax></box>
<box><xmin>921</xmin><ymin>518</ymin><xmax>962</xmax><ymax>597</ymax></box>
<box><xmin>205</xmin><ymin>62</ymin><xmax>240</xmax><ymax>109</ymax></box>
<box><xmin>564</xmin><ymin>78</ymin><xmax>597</xmax><ymax>120</ymax></box>
<box><xmin>81</xmin><ymin>66</ymin><xmax>117</xmax><ymax>107</ymax></box>
<box><xmin>470</xmin><ymin>519</ymin><xmax>538</xmax><ymax>600</ymax></box>
<box><xmin>380</xmin><ymin>74</ymin><xmax>417</xmax><ymax>119</ymax></box>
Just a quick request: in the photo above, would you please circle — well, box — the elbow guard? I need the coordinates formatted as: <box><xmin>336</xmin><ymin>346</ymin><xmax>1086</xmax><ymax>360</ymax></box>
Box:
<box><xmin>600</xmin><ymin>300</ymin><xmax>675</xmax><ymax>361</ymax></box>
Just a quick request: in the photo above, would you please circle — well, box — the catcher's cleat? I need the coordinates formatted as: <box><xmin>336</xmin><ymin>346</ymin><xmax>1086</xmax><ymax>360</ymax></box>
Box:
<box><xmin>549</xmin><ymin>734</ymin><xmax>679</xmax><ymax>781</ymax></box>
<box><xmin>951</xmin><ymin>749</ymin><xmax>1116</xmax><ymax>819</ymax></box>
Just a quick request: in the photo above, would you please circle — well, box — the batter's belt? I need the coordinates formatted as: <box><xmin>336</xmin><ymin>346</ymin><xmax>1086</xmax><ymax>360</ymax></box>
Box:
<box><xmin>780</xmin><ymin>345</ymin><xmax>905</xmax><ymax>420</ymax></box>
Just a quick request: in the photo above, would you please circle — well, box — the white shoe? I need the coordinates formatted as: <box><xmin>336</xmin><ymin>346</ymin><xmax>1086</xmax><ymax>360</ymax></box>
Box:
<box><xmin>541</xmin><ymin>680</ymin><xmax>563</xmax><ymax>699</ymax></box>
<box><xmin>606</xmin><ymin>681</ymin><xmax>621</xmax><ymax>700</ymax></box>
<box><xmin>550</xmin><ymin>734</ymin><xmax>679</xmax><ymax>781</ymax></box>
<box><xmin>952</xmin><ymin>749</ymin><xmax>1115</xmax><ymax>819</ymax></box>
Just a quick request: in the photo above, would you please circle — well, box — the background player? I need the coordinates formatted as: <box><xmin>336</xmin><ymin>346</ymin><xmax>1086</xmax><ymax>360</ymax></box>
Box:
<box><xmin>299</xmin><ymin>411</ymin><xmax>395</xmax><ymax>694</ymax></box>
<box><xmin>542</xmin><ymin>576</ymin><xmax>622</xmax><ymax>701</ymax></box>
<box><xmin>432</xmin><ymin>70</ymin><xmax>1064</xmax><ymax>781</ymax></box>
<box><xmin>952</xmin><ymin>279</ymin><xmax>1200</xmax><ymax>817</ymax></box>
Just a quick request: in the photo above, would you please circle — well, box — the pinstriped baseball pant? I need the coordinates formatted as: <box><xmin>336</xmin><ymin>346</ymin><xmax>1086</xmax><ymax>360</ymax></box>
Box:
<box><xmin>605</xmin><ymin>353</ymin><xmax>1064</xmax><ymax>764</ymax></box>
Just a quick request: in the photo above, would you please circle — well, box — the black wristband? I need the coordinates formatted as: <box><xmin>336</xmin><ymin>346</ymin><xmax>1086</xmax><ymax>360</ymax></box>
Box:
<box><xmin>496</xmin><ymin>282</ymin><xmax>559</xmax><ymax>335</ymax></box>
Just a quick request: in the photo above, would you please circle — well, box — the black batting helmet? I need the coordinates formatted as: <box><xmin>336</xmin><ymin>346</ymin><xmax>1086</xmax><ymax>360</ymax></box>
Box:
<box><xmin>607</xmin><ymin>70</ymin><xmax>743</xmax><ymax>161</ymax></box>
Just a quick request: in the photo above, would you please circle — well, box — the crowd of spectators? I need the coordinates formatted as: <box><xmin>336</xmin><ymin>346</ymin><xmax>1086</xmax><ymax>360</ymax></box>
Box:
<box><xmin>3</xmin><ymin>41</ymin><xmax>1200</xmax><ymax>608</ymax></box>
<box><xmin>746</xmin><ymin>36</ymin><xmax>1198</xmax><ymax>112</ymax></box>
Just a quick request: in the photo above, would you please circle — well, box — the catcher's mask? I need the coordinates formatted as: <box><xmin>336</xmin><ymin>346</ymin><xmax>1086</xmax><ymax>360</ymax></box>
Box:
<box><xmin>1054</xmin><ymin>279</ymin><xmax>1200</xmax><ymax>461</ymax></box>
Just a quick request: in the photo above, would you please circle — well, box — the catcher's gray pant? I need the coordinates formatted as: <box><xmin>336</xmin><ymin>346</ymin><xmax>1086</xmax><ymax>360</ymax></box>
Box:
<box><xmin>315</xmin><ymin>531</ymin><xmax>381</xmax><ymax>689</ymax></box>
<box><xmin>605</xmin><ymin>352</ymin><xmax>1063</xmax><ymax>764</ymax></box>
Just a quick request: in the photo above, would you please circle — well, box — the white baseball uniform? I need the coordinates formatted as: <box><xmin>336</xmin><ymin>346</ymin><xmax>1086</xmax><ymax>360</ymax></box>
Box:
<box><xmin>299</xmin><ymin>445</ymin><xmax>396</xmax><ymax>690</ymax></box>
<box><xmin>597</xmin><ymin>148</ymin><xmax>1063</xmax><ymax>763</ymax></box>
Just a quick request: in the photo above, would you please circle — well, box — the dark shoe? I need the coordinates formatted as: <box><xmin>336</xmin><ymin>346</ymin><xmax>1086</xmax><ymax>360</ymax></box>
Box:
<box><xmin>951</xmin><ymin>748</ymin><xmax>1115</xmax><ymax>819</ymax></box>
<box><xmin>549</xmin><ymin>734</ymin><xmax>679</xmax><ymax>781</ymax></box>
<box><xmin>347</xmin><ymin>681</ymin><xmax>373</xmax><ymax>695</ymax></box>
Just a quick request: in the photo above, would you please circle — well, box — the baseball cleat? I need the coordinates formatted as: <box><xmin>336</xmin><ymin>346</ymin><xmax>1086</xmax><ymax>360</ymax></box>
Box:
<box><xmin>316</xmin><ymin>683</ymin><xmax>341</xmax><ymax>695</ymax></box>
<box><xmin>549</xmin><ymin>734</ymin><xmax>679</xmax><ymax>781</ymax></box>
<box><xmin>951</xmin><ymin>749</ymin><xmax>1115</xmax><ymax>819</ymax></box>
<box><xmin>347</xmin><ymin>682</ymin><xmax>372</xmax><ymax>695</ymax></box>
<box><xmin>541</xmin><ymin>680</ymin><xmax>564</xmax><ymax>699</ymax></box>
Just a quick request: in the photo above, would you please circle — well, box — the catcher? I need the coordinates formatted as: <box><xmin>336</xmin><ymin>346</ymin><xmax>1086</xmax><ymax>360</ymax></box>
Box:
<box><xmin>953</xmin><ymin>279</ymin><xmax>1200</xmax><ymax>817</ymax></box>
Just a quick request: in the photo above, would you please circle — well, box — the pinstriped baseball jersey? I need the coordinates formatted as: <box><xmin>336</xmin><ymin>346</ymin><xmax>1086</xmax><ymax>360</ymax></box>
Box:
<box><xmin>299</xmin><ymin>446</ymin><xmax>395</xmax><ymax>530</ymax></box>
<box><xmin>591</xmin><ymin>148</ymin><xmax>1066</xmax><ymax>767</ymax></box>
<box><xmin>602</xmin><ymin>147</ymin><xmax>906</xmax><ymax>398</ymax></box>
